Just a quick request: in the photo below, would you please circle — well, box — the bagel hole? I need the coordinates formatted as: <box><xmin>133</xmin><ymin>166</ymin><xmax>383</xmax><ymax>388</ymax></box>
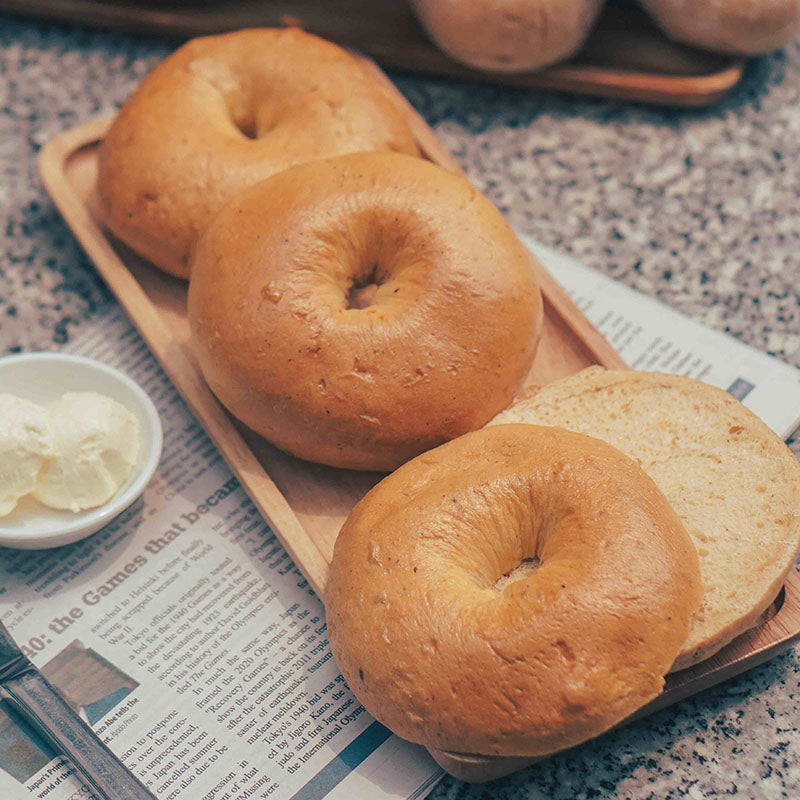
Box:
<box><xmin>493</xmin><ymin>556</ymin><xmax>540</xmax><ymax>592</ymax></box>
<box><xmin>346</xmin><ymin>266</ymin><xmax>384</xmax><ymax>310</ymax></box>
<box><xmin>235</xmin><ymin>116</ymin><xmax>258</xmax><ymax>140</ymax></box>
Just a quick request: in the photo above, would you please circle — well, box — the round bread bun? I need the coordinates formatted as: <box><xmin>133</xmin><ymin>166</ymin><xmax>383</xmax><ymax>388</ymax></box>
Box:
<box><xmin>491</xmin><ymin>367</ymin><xmax>800</xmax><ymax>670</ymax></box>
<box><xmin>640</xmin><ymin>0</ymin><xmax>800</xmax><ymax>54</ymax></box>
<box><xmin>410</xmin><ymin>0</ymin><xmax>606</xmax><ymax>73</ymax></box>
<box><xmin>97</xmin><ymin>27</ymin><xmax>418</xmax><ymax>279</ymax></box>
<box><xmin>188</xmin><ymin>151</ymin><xmax>543</xmax><ymax>471</ymax></box>
<box><xmin>326</xmin><ymin>424</ymin><xmax>703</xmax><ymax>757</ymax></box>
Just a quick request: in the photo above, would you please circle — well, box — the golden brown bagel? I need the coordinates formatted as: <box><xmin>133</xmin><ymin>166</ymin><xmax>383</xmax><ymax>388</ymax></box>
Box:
<box><xmin>640</xmin><ymin>0</ymin><xmax>800</xmax><ymax>54</ymax></box>
<box><xmin>410</xmin><ymin>0</ymin><xmax>606</xmax><ymax>73</ymax></box>
<box><xmin>187</xmin><ymin>152</ymin><xmax>543</xmax><ymax>471</ymax></box>
<box><xmin>326</xmin><ymin>424</ymin><xmax>703</xmax><ymax>757</ymax></box>
<box><xmin>97</xmin><ymin>28</ymin><xmax>418</xmax><ymax>278</ymax></box>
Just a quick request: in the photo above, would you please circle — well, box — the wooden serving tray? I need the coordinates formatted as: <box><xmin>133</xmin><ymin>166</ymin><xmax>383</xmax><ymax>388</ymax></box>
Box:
<box><xmin>39</xmin><ymin>65</ymin><xmax>800</xmax><ymax>783</ymax></box>
<box><xmin>5</xmin><ymin>0</ymin><xmax>744</xmax><ymax>107</ymax></box>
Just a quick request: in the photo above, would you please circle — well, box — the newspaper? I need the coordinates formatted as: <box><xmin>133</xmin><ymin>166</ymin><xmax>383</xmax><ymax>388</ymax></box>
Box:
<box><xmin>2</xmin><ymin>242</ymin><xmax>800</xmax><ymax>799</ymax></box>
<box><xmin>0</xmin><ymin>314</ymin><xmax>441</xmax><ymax>800</ymax></box>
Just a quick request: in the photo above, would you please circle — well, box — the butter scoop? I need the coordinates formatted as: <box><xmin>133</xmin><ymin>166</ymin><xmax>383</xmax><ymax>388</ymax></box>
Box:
<box><xmin>33</xmin><ymin>392</ymin><xmax>140</xmax><ymax>513</ymax></box>
<box><xmin>0</xmin><ymin>394</ymin><xmax>55</xmax><ymax>517</ymax></box>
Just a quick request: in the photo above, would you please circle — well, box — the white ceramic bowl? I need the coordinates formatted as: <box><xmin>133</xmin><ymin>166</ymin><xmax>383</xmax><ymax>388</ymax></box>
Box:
<box><xmin>0</xmin><ymin>352</ymin><xmax>162</xmax><ymax>549</ymax></box>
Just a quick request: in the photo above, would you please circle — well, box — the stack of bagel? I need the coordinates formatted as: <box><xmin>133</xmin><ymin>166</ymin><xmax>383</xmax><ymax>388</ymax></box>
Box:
<box><xmin>97</xmin><ymin>27</ymin><xmax>800</xmax><ymax>761</ymax></box>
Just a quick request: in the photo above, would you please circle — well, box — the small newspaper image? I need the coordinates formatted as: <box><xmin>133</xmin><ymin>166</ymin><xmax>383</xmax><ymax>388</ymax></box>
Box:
<box><xmin>2</xmin><ymin>240</ymin><xmax>799</xmax><ymax>799</ymax></box>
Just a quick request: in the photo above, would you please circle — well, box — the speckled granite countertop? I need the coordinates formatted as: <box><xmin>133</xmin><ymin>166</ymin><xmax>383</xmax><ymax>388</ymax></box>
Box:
<box><xmin>2</xmin><ymin>14</ymin><xmax>800</xmax><ymax>800</ymax></box>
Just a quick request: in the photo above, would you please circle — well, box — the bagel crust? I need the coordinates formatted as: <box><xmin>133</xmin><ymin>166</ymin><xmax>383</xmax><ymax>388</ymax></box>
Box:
<box><xmin>326</xmin><ymin>425</ymin><xmax>703</xmax><ymax>756</ymax></box>
<box><xmin>97</xmin><ymin>28</ymin><xmax>418</xmax><ymax>278</ymax></box>
<box><xmin>188</xmin><ymin>152</ymin><xmax>543</xmax><ymax>471</ymax></box>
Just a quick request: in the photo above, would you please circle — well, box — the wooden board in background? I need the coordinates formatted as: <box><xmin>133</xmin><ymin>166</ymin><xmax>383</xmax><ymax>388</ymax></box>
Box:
<box><xmin>38</xmin><ymin>66</ymin><xmax>800</xmax><ymax>783</ymax></box>
<box><xmin>3</xmin><ymin>0</ymin><xmax>745</xmax><ymax>106</ymax></box>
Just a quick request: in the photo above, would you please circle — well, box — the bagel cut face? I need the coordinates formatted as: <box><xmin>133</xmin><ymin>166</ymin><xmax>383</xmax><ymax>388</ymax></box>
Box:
<box><xmin>326</xmin><ymin>425</ymin><xmax>703</xmax><ymax>757</ymax></box>
<box><xmin>491</xmin><ymin>367</ymin><xmax>800</xmax><ymax>670</ymax></box>
<box><xmin>188</xmin><ymin>152</ymin><xmax>543</xmax><ymax>471</ymax></box>
<box><xmin>97</xmin><ymin>27</ymin><xmax>418</xmax><ymax>278</ymax></box>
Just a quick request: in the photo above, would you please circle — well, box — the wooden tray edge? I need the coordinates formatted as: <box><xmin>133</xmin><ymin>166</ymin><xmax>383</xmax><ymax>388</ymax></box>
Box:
<box><xmin>38</xmin><ymin>118</ymin><xmax>331</xmax><ymax>597</ymax></box>
<box><xmin>519</xmin><ymin>60</ymin><xmax>745</xmax><ymax>107</ymax></box>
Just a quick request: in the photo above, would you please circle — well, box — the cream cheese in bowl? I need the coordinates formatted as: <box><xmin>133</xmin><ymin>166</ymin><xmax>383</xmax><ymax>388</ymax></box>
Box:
<box><xmin>0</xmin><ymin>353</ymin><xmax>162</xmax><ymax>549</ymax></box>
<box><xmin>0</xmin><ymin>394</ymin><xmax>55</xmax><ymax>516</ymax></box>
<box><xmin>31</xmin><ymin>392</ymin><xmax>140</xmax><ymax>513</ymax></box>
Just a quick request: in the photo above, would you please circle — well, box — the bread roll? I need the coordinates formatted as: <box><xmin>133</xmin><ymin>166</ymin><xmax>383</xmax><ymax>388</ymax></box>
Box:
<box><xmin>641</xmin><ymin>0</ymin><xmax>800</xmax><ymax>54</ymax></box>
<box><xmin>410</xmin><ymin>0</ymin><xmax>606</xmax><ymax>72</ymax></box>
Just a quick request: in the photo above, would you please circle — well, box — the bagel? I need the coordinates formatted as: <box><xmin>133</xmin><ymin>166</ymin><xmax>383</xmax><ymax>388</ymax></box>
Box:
<box><xmin>188</xmin><ymin>151</ymin><xmax>543</xmax><ymax>471</ymax></box>
<box><xmin>640</xmin><ymin>0</ymin><xmax>800</xmax><ymax>54</ymax></box>
<box><xmin>326</xmin><ymin>424</ymin><xmax>703</xmax><ymax>757</ymax></box>
<box><xmin>410</xmin><ymin>0</ymin><xmax>606</xmax><ymax>73</ymax></box>
<box><xmin>491</xmin><ymin>367</ymin><xmax>800</xmax><ymax>669</ymax></box>
<box><xmin>97</xmin><ymin>28</ymin><xmax>418</xmax><ymax>278</ymax></box>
